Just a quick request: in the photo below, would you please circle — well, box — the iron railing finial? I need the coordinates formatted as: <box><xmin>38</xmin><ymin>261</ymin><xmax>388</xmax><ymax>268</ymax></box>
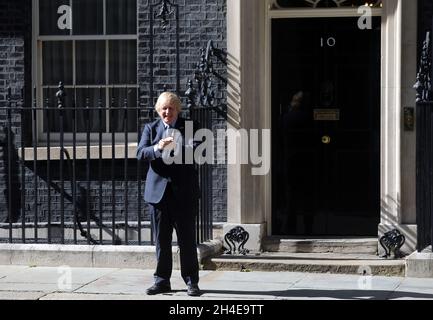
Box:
<box><xmin>185</xmin><ymin>79</ymin><xmax>196</xmax><ymax>109</ymax></box>
<box><xmin>155</xmin><ymin>0</ymin><xmax>173</xmax><ymax>30</ymax></box>
<box><xmin>56</xmin><ymin>82</ymin><xmax>66</xmax><ymax>109</ymax></box>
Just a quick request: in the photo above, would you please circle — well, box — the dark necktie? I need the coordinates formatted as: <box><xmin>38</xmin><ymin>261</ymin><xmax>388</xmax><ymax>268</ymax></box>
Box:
<box><xmin>165</xmin><ymin>124</ymin><xmax>173</xmax><ymax>138</ymax></box>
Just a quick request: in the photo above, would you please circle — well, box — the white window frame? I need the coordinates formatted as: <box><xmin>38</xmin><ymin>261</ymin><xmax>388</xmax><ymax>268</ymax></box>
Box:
<box><xmin>32</xmin><ymin>0</ymin><xmax>139</xmax><ymax>150</ymax></box>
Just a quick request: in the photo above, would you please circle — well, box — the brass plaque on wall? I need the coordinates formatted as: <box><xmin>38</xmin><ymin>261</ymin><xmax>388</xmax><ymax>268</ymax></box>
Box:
<box><xmin>403</xmin><ymin>107</ymin><xmax>415</xmax><ymax>131</ymax></box>
<box><xmin>314</xmin><ymin>109</ymin><xmax>340</xmax><ymax>121</ymax></box>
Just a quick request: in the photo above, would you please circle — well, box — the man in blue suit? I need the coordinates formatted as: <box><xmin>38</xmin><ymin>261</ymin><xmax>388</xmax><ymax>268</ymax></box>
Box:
<box><xmin>137</xmin><ymin>92</ymin><xmax>201</xmax><ymax>296</ymax></box>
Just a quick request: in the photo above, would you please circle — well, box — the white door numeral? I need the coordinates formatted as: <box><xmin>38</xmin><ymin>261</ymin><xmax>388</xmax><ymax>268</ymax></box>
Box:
<box><xmin>321</xmin><ymin>37</ymin><xmax>336</xmax><ymax>48</ymax></box>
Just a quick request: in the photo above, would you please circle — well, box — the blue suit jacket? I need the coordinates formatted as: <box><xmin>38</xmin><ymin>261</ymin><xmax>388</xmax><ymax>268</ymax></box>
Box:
<box><xmin>136</xmin><ymin>117</ymin><xmax>200</xmax><ymax>205</ymax></box>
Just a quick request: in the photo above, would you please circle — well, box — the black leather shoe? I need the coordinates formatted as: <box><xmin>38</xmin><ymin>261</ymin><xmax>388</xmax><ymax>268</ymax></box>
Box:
<box><xmin>146</xmin><ymin>284</ymin><xmax>171</xmax><ymax>295</ymax></box>
<box><xmin>187</xmin><ymin>284</ymin><xmax>201</xmax><ymax>297</ymax></box>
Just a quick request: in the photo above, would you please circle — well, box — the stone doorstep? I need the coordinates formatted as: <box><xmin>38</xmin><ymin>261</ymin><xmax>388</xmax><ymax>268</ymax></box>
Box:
<box><xmin>0</xmin><ymin>242</ymin><xmax>419</xmax><ymax>278</ymax></box>
<box><xmin>262</xmin><ymin>237</ymin><xmax>378</xmax><ymax>254</ymax></box>
<box><xmin>0</xmin><ymin>240</ymin><xmax>223</xmax><ymax>270</ymax></box>
<box><xmin>205</xmin><ymin>252</ymin><xmax>406</xmax><ymax>277</ymax></box>
<box><xmin>405</xmin><ymin>247</ymin><xmax>433</xmax><ymax>278</ymax></box>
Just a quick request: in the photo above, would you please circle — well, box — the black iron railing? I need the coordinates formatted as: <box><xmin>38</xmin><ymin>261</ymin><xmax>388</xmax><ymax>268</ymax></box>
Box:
<box><xmin>0</xmin><ymin>82</ymin><xmax>219</xmax><ymax>246</ymax></box>
<box><xmin>0</xmin><ymin>37</ymin><xmax>227</xmax><ymax>246</ymax></box>
<box><xmin>0</xmin><ymin>0</ymin><xmax>228</xmax><ymax>246</ymax></box>
<box><xmin>187</xmin><ymin>40</ymin><xmax>227</xmax><ymax>243</ymax></box>
<box><xmin>1</xmin><ymin>84</ymin><xmax>143</xmax><ymax>245</ymax></box>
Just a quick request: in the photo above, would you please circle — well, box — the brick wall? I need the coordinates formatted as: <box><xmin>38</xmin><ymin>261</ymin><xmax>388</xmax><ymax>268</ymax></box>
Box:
<box><xmin>0</xmin><ymin>0</ymin><xmax>29</xmax><ymax>119</ymax></box>
<box><xmin>0</xmin><ymin>0</ymin><xmax>31</xmax><ymax>231</ymax></box>
<box><xmin>137</xmin><ymin>0</ymin><xmax>226</xmax><ymax>104</ymax></box>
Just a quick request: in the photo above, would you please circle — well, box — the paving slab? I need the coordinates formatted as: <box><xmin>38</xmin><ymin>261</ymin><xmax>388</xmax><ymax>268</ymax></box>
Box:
<box><xmin>293</xmin><ymin>273</ymin><xmax>402</xmax><ymax>291</ymax></box>
<box><xmin>197</xmin><ymin>279</ymin><xmax>295</xmax><ymax>299</ymax></box>
<box><xmin>40</xmin><ymin>292</ymin><xmax>235</xmax><ymax>300</ymax></box>
<box><xmin>388</xmin><ymin>289</ymin><xmax>433</xmax><ymax>300</ymax></box>
<box><xmin>388</xmin><ymin>288</ymin><xmax>433</xmax><ymax>300</ymax></box>
<box><xmin>171</xmin><ymin>290</ymin><xmax>278</xmax><ymax>300</ymax></box>
<box><xmin>0</xmin><ymin>265</ymin><xmax>30</xmax><ymax>279</ymax></box>
<box><xmin>67</xmin><ymin>269</ymin><xmax>214</xmax><ymax>295</ymax></box>
<box><xmin>74</xmin><ymin>277</ymin><xmax>150</xmax><ymax>295</ymax></box>
<box><xmin>197</xmin><ymin>293</ymin><xmax>276</xmax><ymax>300</ymax></box>
<box><xmin>0</xmin><ymin>266</ymin><xmax>118</xmax><ymax>285</ymax></box>
<box><xmin>75</xmin><ymin>270</ymin><xmax>171</xmax><ymax>294</ymax></box>
<box><xmin>2</xmin><ymin>265</ymin><xmax>433</xmax><ymax>300</ymax></box>
<box><xmin>389</xmin><ymin>278</ymin><xmax>433</xmax><ymax>299</ymax></box>
<box><xmin>274</xmin><ymin>288</ymin><xmax>390</xmax><ymax>300</ymax></box>
<box><xmin>103</xmin><ymin>268</ymin><xmax>155</xmax><ymax>278</ymax></box>
<box><xmin>398</xmin><ymin>277</ymin><xmax>433</xmax><ymax>289</ymax></box>
<box><xmin>41</xmin><ymin>293</ymin><xmax>147</xmax><ymax>300</ymax></box>
<box><xmin>0</xmin><ymin>282</ymin><xmax>81</xmax><ymax>292</ymax></box>
<box><xmin>0</xmin><ymin>291</ymin><xmax>48</xmax><ymax>300</ymax></box>
<box><xmin>200</xmin><ymin>270</ymin><xmax>308</xmax><ymax>285</ymax></box>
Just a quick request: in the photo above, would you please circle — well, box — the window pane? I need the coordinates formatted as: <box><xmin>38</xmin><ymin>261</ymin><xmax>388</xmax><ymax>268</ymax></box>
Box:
<box><xmin>43</xmin><ymin>88</ymin><xmax>106</xmax><ymax>133</ymax></box>
<box><xmin>109</xmin><ymin>40</ymin><xmax>137</xmax><ymax>85</ymax></box>
<box><xmin>109</xmin><ymin>88</ymin><xmax>137</xmax><ymax>133</ymax></box>
<box><xmin>106</xmin><ymin>0</ymin><xmax>137</xmax><ymax>35</ymax></box>
<box><xmin>72</xmin><ymin>0</ymin><xmax>103</xmax><ymax>35</ymax></box>
<box><xmin>76</xmin><ymin>41</ymin><xmax>106</xmax><ymax>85</ymax></box>
<box><xmin>42</xmin><ymin>41</ymin><xmax>73</xmax><ymax>86</ymax></box>
<box><xmin>39</xmin><ymin>0</ymin><xmax>71</xmax><ymax>35</ymax></box>
<box><xmin>75</xmin><ymin>89</ymin><xmax>107</xmax><ymax>133</ymax></box>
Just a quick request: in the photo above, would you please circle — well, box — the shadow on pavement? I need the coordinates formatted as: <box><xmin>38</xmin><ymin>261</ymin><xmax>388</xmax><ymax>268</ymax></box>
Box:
<box><xmin>200</xmin><ymin>289</ymin><xmax>433</xmax><ymax>300</ymax></box>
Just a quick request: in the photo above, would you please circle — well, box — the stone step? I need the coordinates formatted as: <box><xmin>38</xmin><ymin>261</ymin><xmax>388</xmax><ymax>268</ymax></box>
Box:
<box><xmin>204</xmin><ymin>252</ymin><xmax>405</xmax><ymax>277</ymax></box>
<box><xmin>262</xmin><ymin>237</ymin><xmax>378</xmax><ymax>254</ymax></box>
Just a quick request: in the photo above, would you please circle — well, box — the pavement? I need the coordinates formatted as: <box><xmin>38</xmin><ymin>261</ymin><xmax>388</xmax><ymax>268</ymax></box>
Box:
<box><xmin>1</xmin><ymin>265</ymin><xmax>433</xmax><ymax>300</ymax></box>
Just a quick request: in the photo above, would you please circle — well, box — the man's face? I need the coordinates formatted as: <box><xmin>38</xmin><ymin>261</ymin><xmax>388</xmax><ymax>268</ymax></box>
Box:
<box><xmin>157</xmin><ymin>99</ymin><xmax>179</xmax><ymax>125</ymax></box>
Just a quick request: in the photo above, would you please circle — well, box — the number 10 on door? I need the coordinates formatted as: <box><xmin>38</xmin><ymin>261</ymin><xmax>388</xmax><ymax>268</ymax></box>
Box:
<box><xmin>321</xmin><ymin>37</ymin><xmax>336</xmax><ymax>47</ymax></box>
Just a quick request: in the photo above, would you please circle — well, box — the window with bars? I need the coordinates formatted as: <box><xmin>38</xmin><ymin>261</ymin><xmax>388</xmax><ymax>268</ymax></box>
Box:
<box><xmin>35</xmin><ymin>0</ymin><xmax>138</xmax><ymax>138</ymax></box>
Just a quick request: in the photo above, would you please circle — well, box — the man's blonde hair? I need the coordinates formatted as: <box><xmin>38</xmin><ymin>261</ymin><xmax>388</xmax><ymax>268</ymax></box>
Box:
<box><xmin>155</xmin><ymin>92</ymin><xmax>182</xmax><ymax>113</ymax></box>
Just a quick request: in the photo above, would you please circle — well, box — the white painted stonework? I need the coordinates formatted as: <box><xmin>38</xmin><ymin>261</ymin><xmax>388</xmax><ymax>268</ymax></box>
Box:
<box><xmin>226</xmin><ymin>0</ymin><xmax>418</xmax><ymax>253</ymax></box>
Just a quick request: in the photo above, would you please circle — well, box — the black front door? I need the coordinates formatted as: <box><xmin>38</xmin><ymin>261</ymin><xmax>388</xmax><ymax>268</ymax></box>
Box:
<box><xmin>272</xmin><ymin>17</ymin><xmax>381</xmax><ymax>236</ymax></box>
